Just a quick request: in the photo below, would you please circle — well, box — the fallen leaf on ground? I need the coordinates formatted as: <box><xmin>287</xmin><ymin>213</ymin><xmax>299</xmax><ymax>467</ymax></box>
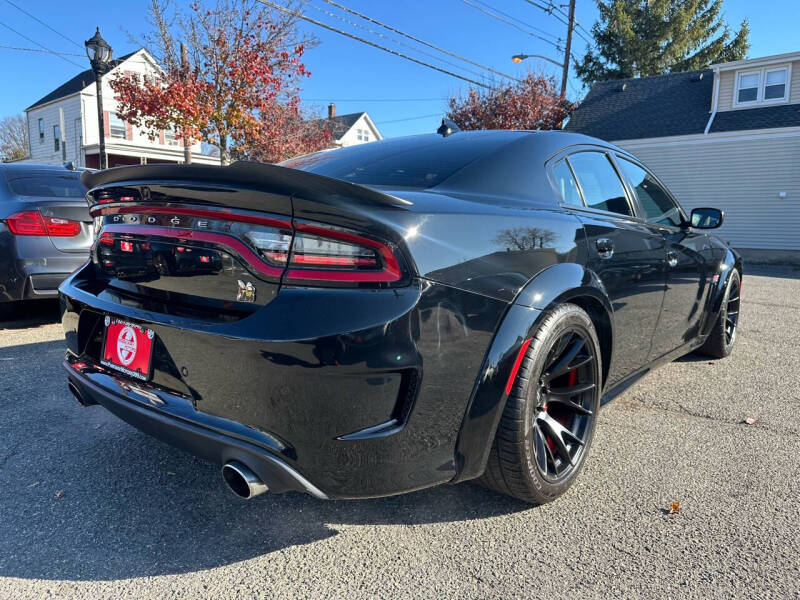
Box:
<box><xmin>744</xmin><ymin>416</ymin><xmax>759</xmax><ymax>425</ymax></box>
<box><xmin>55</xmin><ymin>490</ymin><xmax>65</xmax><ymax>499</ymax></box>
<box><xmin>668</xmin><ymin>501</ymin><xmax>680</xmax><ymax>514</ymax></box>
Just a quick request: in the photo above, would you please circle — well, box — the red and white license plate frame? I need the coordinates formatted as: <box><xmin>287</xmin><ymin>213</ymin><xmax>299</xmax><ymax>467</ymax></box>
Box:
<box><xmin>100</xmin><ymin>316</ymin><xmax>155</xmax><ymax>381</ymax></box>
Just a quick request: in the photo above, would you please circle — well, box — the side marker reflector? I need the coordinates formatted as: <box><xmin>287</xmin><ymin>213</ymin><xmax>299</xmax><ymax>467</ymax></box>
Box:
<box><xmin>505</xmin><ymin>339</ymin><xmax>532</xmax><ymax>396</ymax></box>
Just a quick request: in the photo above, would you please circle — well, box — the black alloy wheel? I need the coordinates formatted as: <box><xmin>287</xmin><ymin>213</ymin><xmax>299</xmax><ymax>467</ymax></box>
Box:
<box><xmin>533</xmin><ymin>329</ymin><xmax>597</xmax><ymax>482</ymax></box>
<box><xmin>479</xmin><ymin>303</ymin><xmax>602</xmax><ymax>504</ymax></box>
<box><xmin>699</xmin><ymin>269</ymin><xmax>741</xmax><ymax>359</ymax></box>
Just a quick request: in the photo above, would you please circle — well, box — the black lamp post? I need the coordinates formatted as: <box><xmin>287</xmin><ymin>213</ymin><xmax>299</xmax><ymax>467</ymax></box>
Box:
<box><xmin>85</xmin><ymin>27</ymin><xmax>113</xmax><ymax>170</ymax></box>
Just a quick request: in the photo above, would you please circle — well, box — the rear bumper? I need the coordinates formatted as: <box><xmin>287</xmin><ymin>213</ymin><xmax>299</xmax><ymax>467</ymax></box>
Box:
<box><xmin>59</xmin><ymin>265</ymin><xmax>509</xmax><ymax>498</ymax></box>
<box><xmin>65</xmin><ymin>359</ymin><xmax>329</xmax><ymax>498</ymax></box>
<box><xmin>0</xmin><ymin>256</ymin><xmax>88</xmax><ymax>302</ymax></box>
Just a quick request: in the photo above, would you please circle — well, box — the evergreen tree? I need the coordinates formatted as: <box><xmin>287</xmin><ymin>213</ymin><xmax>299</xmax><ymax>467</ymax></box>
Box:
<box><xmin>576</xmin><ymin>0</ymin><xmax>750</xmax><ymax>85</ymax></box>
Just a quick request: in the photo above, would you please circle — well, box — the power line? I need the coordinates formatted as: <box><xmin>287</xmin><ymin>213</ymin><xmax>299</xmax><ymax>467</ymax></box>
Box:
<box><xmin>2</xmin><ymin>0</ymin><xmax>84</xmax><ymax>49</ymax></box>
<box><xmin>0</xmin><ymin>22</ymin><xmax>83</xmax><ymax>67</ymax></box>
<box><xmin>521</xmin><ymin>0</ymin><xmax>593</xmax><ymax>45</ymax></box>
<box><xmin>547</xmin><ymin>1</ymin><xmax>594</xmax><ymax>41</ymax></box>
<box><xmin>257</xmin><ymin>0</ymin><xmax>494</xmax><ymax>89</ymax></box>
<box><xmin>318</xmin><ymin>0</ymin><xmax>519</xmax><ymax>83</ymax></box>
<box><xmin>460</xmin><ymin>0</ymin><xmax>563</xmax><ymax>52</ymax></box>
<box><xmin>0</xmin><ymin>44</ymin><xmax>84</xmax><ymax>57</ymax></box>
<box><xmin>462</xmin><ymin>0</ymin><xmax>562</xmax><ymax>44</ymax></box>
<box><xmin>304</xmin><ymin>2</ymin><xmax>495</xmax><ymax>82</ymax></box>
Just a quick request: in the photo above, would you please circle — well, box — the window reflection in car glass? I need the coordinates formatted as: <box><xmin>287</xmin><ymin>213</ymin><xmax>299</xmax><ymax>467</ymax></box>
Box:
<box><xmin>552</xmin><ymin>159</ymin><xmax>583</xmax><ymax>207</ymax></box>
<box><xmin>567</xmin><ymin>152</ymin><xmax>632</xmax><ymax>217</ymax></box>
<box><xmin>617</xmin><ymin>158</ymin><xmax>682</xmax><ymax>227</ymax></box>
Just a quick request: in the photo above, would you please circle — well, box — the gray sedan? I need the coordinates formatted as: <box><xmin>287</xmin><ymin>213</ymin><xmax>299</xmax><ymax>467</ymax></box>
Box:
<box><xmin>0</xmin><ymin>164</ymin><xmax>92</xmax><ymax>318</ymax></box>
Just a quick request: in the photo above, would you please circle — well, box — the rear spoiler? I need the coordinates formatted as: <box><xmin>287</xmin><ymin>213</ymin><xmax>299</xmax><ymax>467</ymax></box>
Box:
<box><xmin>81</xmin><ymin>160</ymin><xmax>412</xmax><ymax>207</ymax></box>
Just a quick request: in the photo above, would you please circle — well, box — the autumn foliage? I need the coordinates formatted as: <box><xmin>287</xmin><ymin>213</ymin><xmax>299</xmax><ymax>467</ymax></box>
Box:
<box><xmin>446</xmin><ymin>73</ymin><xmax>574</xmax><ymax>131</ymax></box>
<box><xmin>111</xmin><ymin>0</ymin><xmax>331</xmax><ymax>164</ymax></box>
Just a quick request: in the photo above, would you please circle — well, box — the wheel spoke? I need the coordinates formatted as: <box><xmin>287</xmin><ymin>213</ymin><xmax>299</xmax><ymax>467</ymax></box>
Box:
<box><xmin>546</xmin><ymin>396</ymin><xmax>594</xmax><ymax>416</ymax></box>
<box><xmin>543</xmin><ymin>337</ymin><xmax>586</xmax><ymax>382</ymax></box>
<box><xmin>533</xmin><ymin>425</ymin><xmax>555</xmax><ymax>475</ymax></box>
<box><xmin>538</xmin><ymin>413</ymin><xmax>582</xmax><ymax>466</ymax></box>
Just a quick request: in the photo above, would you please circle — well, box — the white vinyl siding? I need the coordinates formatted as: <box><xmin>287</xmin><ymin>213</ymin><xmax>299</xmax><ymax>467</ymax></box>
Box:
<box><xmin>615</xmin><ymin>133</ymin><xmax>800</xmax><ymax>251</ymax></box>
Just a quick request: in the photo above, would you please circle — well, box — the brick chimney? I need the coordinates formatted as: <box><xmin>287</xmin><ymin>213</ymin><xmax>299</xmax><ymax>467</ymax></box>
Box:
<box><xmin>328</xmin><ymin>103</ymin><xmax>336</xmax><ymax>119</ymax></box>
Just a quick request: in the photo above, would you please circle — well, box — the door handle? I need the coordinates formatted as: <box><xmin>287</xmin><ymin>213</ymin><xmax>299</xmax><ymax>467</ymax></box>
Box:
<box><xmin>595</xmin><ymin>238</ymin><xmax>614</xmax><ymax>259</ymax></box>
<box><xmin>666</xmin><ymin>251</ymin><xmax>679</xmax><ymax>267</ymax></box>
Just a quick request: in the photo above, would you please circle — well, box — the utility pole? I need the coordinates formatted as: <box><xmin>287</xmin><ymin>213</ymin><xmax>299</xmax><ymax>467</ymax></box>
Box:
<box><xmin>560</xmin><ymin>0</ymin><xmax>576</xmax><ymax>98</ymax></box>
<box><xmin>181</xmin><ymin>42</ymin><xmax>192</xmax><ymax>164</ymax></box>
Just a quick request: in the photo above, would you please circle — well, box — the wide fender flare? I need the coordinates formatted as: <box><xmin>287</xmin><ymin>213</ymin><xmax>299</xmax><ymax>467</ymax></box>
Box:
<box><xmin>701</xmin><ymin>247</ymin><xmax>742</xmax><ymax>337</ymax></box>
<box><xmin>452</xmin><ymin>263</ymin><xmax>614</xmax><ymax>483</ymax></box>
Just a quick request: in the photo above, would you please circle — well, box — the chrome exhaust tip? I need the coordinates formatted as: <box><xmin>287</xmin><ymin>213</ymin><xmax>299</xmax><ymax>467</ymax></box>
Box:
<box><xmin>222</xmin><ymin>461</ymin><xmax>268</xmax><ymax>499</ymax></box>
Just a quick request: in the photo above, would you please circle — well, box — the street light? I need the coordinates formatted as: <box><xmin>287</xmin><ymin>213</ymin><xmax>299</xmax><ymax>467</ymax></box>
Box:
<box><xmin>511</xmin><ymin>53</ymin><xmax>564</xmax><ymax>69</ymax></box>
<box><xmin>85</xmin><ymin>27</ymin><xmax>113</xmax><ymax>170</ymax></box>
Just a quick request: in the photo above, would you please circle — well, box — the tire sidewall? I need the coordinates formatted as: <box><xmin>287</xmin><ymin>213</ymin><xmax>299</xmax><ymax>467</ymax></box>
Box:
<box><xmin>518</xmin><ymin>306</ymin><xmax>602</xmax><ymax>501</ymax></box>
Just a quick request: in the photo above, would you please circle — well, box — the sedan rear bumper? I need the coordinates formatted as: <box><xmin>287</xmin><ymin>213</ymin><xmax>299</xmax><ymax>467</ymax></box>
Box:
<box><xmin>65</xmin><ymin>359</ymin><xmax>329</xmax><ymax>498</ymax></box>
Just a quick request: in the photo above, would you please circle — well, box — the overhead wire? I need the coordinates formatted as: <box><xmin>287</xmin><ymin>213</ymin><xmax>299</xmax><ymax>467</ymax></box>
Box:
<box><xmin>256</xmin><ymin>0</ymin><xmax>494</xmax><ymax>89</ymax></box>
<box><xmin>304</xmin><ymin>1</ymin><xmax>496</xmax><ymax>82</ymax></box>
<box><xmin>0</xmin><ymin>21</ymin><xmax>83</xmax><ymax>67</ymax></box>
<box><xmin>460</xmin><ymin>0</ymin><xmax>564</xmax><ymax>51</ymax></box>
<box><xmin>319</xmin><ymin>0</ymin><xmax>519</xmax><ymax>83</ymax></box>
<box><xmin>2</xmin><ymin>0</ymin><xmax>84</xmax><ymax>49</ymax></box>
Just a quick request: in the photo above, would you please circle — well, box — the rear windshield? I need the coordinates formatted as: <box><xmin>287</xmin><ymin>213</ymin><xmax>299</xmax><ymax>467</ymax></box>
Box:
<box><xmin>5</xmin><ymin>171</ymin><xmax>86</xmax><ymax>198</ymax></box>
<box><xmin>280</xmin><ymin>134</ymin><xmax>514</xmax><ymax>189</ymax></box>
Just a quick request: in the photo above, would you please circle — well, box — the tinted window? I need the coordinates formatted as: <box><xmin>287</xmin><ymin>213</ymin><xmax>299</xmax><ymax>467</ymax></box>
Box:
<box><xmin>568</xmin><ymin>152</ymin><xmax>632</xmax><ymax>216</ymax></box>
<box><xmin>5</xmin><ymin>171</ymin><xmax>86</xmax><ymax>198</ymax></box>
<box><xmin>280</xmin><ymin>134</ymin><xmax>515</xmax><ymax>188</ymax></box>
<box><xmin>551</xmin><ymin>159</ymin><xmax>583</xmax><ymax>207</ymax></box>
<box><xmin>617</xmin><ymin>158</ymin><xmax>682</xmax><ymax>227</ymax></box>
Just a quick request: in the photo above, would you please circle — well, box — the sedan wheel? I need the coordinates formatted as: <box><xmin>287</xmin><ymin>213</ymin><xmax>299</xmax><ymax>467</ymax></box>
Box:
<box><xmin>699</xmin><ymin>269</ymin><xmax>741</xmax><ymax>359</ymax></box>
<box><xmin>479</xmin><ymin>303</ymin><xmax>602</xmax><ymax>504</ymax></box>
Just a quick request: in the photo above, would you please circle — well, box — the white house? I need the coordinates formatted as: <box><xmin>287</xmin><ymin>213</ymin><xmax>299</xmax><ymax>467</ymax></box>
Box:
<box><xmin>20</xmin><ymin>48</ymin><xmax>217</xmax><ymax>168</ymax></box>
<box><xmin>313</xmin><ymin>104</ymin><xmax>382</xmax><ymax>148</ymax></box>
<box><xmin>566</xmin><ymin>51</ymin><xmax>800</xmax><ymax>263</ymax></box>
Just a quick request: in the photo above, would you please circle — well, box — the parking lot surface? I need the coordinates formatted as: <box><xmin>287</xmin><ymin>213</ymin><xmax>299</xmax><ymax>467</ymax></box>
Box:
<box><xmin>0</xmin><ymin>267</ymin><xmax>798</xmax><ymax>599</ymax></box>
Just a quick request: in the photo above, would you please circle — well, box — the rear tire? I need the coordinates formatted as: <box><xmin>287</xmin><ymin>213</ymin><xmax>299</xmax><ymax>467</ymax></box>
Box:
<box><xmin>478</xmin><ymin>303</ymin><xmax>602</xmax><ymax>504</ymax></box>
<box><xmin>699</xmin><ymin>269</ymin><xmax>740</xmax><ymax>359</ymax></box>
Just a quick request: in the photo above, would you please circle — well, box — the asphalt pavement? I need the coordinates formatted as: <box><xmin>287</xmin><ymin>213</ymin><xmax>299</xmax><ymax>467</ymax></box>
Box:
<box><xmin>0</xmin><ymin>266</ymin><xmax>798</xmax><ymax>599</ymax></box>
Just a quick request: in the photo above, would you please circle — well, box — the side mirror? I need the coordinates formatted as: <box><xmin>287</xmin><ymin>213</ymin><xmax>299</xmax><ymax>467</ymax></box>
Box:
<box><xmin>690</xmin><ymin>207</ymin><xmax>724</xmax><ymax>229</ymax></box>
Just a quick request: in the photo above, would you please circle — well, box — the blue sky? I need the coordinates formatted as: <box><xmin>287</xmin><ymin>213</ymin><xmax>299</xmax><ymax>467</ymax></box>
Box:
<box><xmin>0</xmin><ymin>0</ymin><xmax>793</xmax><ymax>138</ymax></box>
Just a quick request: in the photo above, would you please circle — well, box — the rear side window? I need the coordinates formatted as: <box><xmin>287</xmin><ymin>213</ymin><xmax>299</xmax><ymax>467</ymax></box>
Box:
<box><xmin>5</xmin><ymin>171</ymin><xmax>86</xmax><ymax>198</ymax></box>
<box><xmin>568</xmin><ymin>152</ymin><xmax>632</xmax><ymax>217</ymax></box>
<box><xmin>617</xmin><ymin>158</ymin><xmax>683</xmax><ymax>227</ymax></box>
<box><xmin>551</xmin><ymin>159</ymin><xmax>583</xmax><ymax>207</ymax></box>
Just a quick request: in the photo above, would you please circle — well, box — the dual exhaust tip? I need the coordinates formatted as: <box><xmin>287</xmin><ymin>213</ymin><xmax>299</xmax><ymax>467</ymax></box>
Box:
<box><xmin>221</xmin><ymin>460</ymin><xmax>268</xmax><ymax>499</ymax></box>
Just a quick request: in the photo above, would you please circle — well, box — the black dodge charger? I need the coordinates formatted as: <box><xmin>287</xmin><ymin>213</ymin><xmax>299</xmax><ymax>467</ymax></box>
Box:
<box><xmin>59</xmin><ymin>130</ymin><xmax>741</xmax><ymax>504</ymax></box>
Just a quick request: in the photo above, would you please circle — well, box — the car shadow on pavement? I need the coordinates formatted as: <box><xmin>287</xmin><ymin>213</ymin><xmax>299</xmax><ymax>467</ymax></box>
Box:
<box><xmin>0</xmin><ymin>339</ymin><xmax>531</xmax><ymax>582</ymax></box>
<box><xmin>0</xmin><ymin>299</ymin><xmax>61</xmax><ymax>331</ymax></box>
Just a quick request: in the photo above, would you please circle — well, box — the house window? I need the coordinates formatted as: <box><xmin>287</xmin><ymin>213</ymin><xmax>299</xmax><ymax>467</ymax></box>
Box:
<box><xmin>109</xmin><ymin>113</ymin><xmax>126</xmax><ymax>138</ymax></box>
<box><xmin>734</xmin><ymin>65</ymin><xmax>790</xmax><ymax>106</ymax></box>
<box><xmin>38</xmin><ymin>118</ymin><xmax>44</xmax><ymax>142</ymax></box>
<box><xmin>764</xmin><ymin>68</ymin><xmax>787</xmax><ymax>100</ymax></box>
<box><xmin>53</xmin><ymin>124</ymin><xmax>60</xmax><ymax>152</ymax></box>
<box><xmin>356</xmin><ymin>128</ymin><xmax>369</xmax><ymax>142</ymax></box>
<box><xmin>164</xmin><ymin>129</ymin><xmax>179</xmax><ymax>146</ymax></box>
<box><xmin>736</xmin><ymin>72</ymin><xmax>759</xmax><ymax>104</ymax></box>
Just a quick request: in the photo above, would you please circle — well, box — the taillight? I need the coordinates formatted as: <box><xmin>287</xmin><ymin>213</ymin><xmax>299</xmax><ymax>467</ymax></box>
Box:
<box><xmin>284</xmin><ymin>224</ymin><xmax>402</xmax><ymax>283</ymax></box>
<box><xmin>6</xmin><ymin>211</ymin><xmax>81</xmax><ymax>237</ymax></box>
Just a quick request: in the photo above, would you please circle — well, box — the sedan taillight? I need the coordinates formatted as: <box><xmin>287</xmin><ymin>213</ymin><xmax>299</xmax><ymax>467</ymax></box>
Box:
<box><xmin>6</xmin><ymin>211</ymin><xmax>81</xmax><ymax>237</ymax></box>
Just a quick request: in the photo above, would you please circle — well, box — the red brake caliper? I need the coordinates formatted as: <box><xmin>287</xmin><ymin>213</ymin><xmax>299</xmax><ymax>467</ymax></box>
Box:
<box><xmin>545</xmin><ymin>369</ymin><xmax>578</xmax><ymax>452</ymax></box>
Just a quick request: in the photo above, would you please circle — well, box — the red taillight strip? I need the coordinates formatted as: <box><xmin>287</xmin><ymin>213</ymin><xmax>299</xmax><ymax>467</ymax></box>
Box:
<box><xmin>90</xmin><ymin>205</ymin><xmax>291</xmax><ymax>230</ymax></box>
<box><xmin>504</xmin><ymin>339</ymin><xmax>532</xmax><ymax>396</ymax></box>
<box><xmin>287</xmin><ymin>222</ymin><xmax>402</xmax><ymax>283</ymax></box>
<box><xmin>100</xmin><ymin>225</ymin><xmax>284</xmax><ymax>279</ymax></box>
